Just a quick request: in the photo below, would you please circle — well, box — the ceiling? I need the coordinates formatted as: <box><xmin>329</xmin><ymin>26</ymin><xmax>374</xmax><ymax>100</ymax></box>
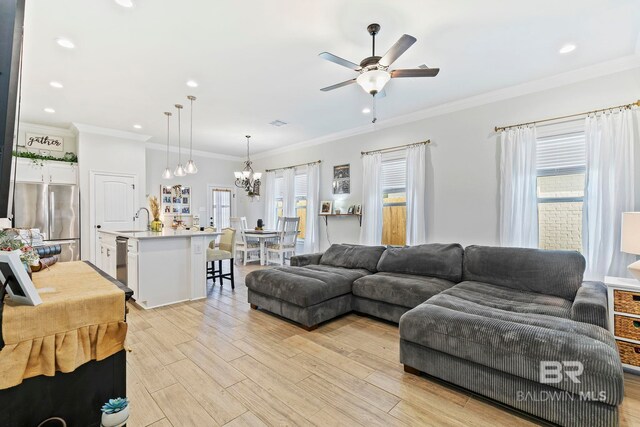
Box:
<box><xmin>20</xmin><ymin>0</ymin><xmax>640</xmax><ymax>156</ymax></box>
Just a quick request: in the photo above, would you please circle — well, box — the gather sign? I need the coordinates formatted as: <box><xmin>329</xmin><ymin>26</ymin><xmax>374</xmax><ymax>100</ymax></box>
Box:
<box><xmin>25</xmin><ymin>133</ymin><xmax>64</xmax><ymax>152</ymax></box>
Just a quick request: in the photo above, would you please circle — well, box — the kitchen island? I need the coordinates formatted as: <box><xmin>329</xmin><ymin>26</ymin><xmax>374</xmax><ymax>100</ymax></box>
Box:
<box><xmin>97</xmin><ymin>229</ymin><xmax>222</xmax><ymax>309</ymax></box>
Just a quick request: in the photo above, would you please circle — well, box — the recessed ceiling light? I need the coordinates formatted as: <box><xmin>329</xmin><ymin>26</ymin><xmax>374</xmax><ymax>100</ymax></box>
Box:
<box><xmin>44</xmin><ymin>107</ymin><xmax>56</xmax><ymax>114</ymax></box>
<box><xmin>114</xmin><ymin>0</ymin><xmax>134</xmax><ymax>7</ymax></box>
<box><xmin>186</xmin><ymin>80</ymin><xmax>198</xmax><ymax>88</ymax></box>
<box><xmin>55</xmin><ymin>37</ymin><xmax>75</xmax><ymax>49</ymax></box>
<box><xmin>362</xmin><ymin>108</ymin><xmax>371</xmax><ymax>114</ymax></box>
<box><xmin>49</xmin><ymin>81</ymin><xmax>63</xmax><ymax>89</ymax></box>
<box><xmin>133</xmin><ymin>124</ymin><xmax>142</xmax><ymax>129</ymax></box>
<box><xmin>559</xmin><ymin>44</ymin><xmax>576</xmax><ymax>54</ymax></box>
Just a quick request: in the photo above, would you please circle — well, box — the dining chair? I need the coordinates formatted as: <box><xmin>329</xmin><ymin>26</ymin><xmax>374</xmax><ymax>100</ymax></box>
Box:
<box><xmin>266</xmin><ymin>216</ymin><xmax>300</xmax><ymax>266</ymax></box>
<box><xmin>230</xmin><ymin>217</ymin><xmax>260</xmax><ymax>265</ymax></box>
<box><xmin>206</xmin><ymin>228</ymin><xmax>236</xmax><ymax>289</ymax></box>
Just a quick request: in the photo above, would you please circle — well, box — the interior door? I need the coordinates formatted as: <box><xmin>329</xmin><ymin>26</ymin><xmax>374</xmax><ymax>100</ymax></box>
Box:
<box><xmin>93</xmin><ymin>174</ymin><xmax>135</xmax><ymax>263</ymax></box>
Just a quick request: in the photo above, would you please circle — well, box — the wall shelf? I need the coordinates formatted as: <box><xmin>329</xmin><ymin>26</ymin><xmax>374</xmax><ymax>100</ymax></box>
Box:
<box><xmin>319</xmin><ymin>213</ymin><xmax>362</xmax><ymax>227</ymax></box>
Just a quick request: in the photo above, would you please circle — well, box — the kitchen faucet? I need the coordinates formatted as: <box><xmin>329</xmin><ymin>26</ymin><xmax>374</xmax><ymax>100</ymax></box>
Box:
<box><xmin>135</xmin><ymin>207</ymin><xmax>150</xmax><ymax>231</ymax></box>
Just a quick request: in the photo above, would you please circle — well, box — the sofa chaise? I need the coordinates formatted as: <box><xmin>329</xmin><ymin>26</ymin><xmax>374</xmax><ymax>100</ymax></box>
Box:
<box><xmin>244</xmin><ymin>243</ymin><xmax>624</xmax><ymax>426</ymax></box>
<box><xmin>245</xmin><ymin>243</ymin><xmax>463</xmax><ymax>329</ymax></box>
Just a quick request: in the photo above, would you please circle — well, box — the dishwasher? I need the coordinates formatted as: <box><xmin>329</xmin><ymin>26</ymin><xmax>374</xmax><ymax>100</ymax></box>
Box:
<box><xmin>116</xmin><ymin>236</ymin><xmax>129</xmax><ymax>286</ymax></box>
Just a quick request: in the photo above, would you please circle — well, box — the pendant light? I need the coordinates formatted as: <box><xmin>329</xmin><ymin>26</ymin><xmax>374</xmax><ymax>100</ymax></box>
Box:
<box><xmin>234</xmin><ymin>135</ymin><xmax>262</xmax><ymax>199</ymax></box>
<box><xmin>162</xmin><ymin>111</ymin><xmax>173</xmax><ymax>179</ymax></box>
<box><xmin>174</xmin><ymin>103</ymin><xmax>186</xmax><ymax>177</ymax></box>
<box><xmin>185</xmin><ymin>95</ymin><xmax>198</xmax><ymax>174</ymax></box>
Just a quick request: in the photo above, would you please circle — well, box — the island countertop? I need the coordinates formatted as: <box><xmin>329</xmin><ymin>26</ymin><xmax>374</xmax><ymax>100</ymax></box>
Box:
<box><xmin>98</xmin><ymin>229</ymin><xmax>221</xmax><ymax>239</ymax></box>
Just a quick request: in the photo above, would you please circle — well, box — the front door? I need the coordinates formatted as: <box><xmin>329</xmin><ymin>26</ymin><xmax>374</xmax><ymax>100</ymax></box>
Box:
<box><xmin>93</xmin><ymin>173</ymin><xmax>135</xmax><ymax>263</ymax></box>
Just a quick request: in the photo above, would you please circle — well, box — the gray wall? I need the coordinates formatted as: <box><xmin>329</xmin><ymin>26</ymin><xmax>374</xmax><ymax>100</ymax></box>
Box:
<box><xmin>239</xmin><ymin>67</ymin><xmax>640</xmax><ymax>251</ymax></box>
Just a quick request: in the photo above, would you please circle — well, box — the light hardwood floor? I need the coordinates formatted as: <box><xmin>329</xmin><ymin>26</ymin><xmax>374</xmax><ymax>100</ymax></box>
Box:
<box><xmin>125</xmin><ymin>264</ymin><xmax>640</xmax><ymax>427</ymax></box>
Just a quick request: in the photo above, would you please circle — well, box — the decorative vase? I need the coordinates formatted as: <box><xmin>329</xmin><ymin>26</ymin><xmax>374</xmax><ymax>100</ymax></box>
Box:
<box><xmin>100</xmin><ymin>406</ymin><xmax>129</xmax><ymax>427</ymax></box>
<box><xmin>150</xmin><ymin>219</ymin><xmax>163</xmax><ymax>232</ymax></box>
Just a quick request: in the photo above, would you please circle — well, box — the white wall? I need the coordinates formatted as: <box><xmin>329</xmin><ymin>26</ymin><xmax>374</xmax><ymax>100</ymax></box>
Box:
<box><xmin>240</xmin><ymin>67</ymin><xmax>640</xmax><ymax>251</ymax></box>
<box><xmin>145</xmin><ymin>147</ymin><xmax>241</xmax><ymax>226</ymax></box>
<box><xmin>77</xmin><ymin>127</ymin><xmax>148</xmax><ymax>261</ymax></box>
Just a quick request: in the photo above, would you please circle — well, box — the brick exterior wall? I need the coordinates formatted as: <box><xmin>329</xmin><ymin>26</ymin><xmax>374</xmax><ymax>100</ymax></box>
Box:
<box><xmin>537</xmin><ymin>174</ymin><xmax>584</xmax><ymax>252</ymax></box>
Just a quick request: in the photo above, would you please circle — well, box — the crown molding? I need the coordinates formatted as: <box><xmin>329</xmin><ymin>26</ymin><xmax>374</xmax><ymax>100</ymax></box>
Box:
<box><xmin>19</xmin><ymin>122</ymin><xmax>78</xmax><ymax>138</ymax></box>
<box><xmin>72</xmin><ymin>123</ymin><xmax>152</xmax><ymax>142</ymax></box>
<box><xmin>252</xmin><ymin>54</ymin><xmax>640</xmax><ymax>160</ymax></box>
<box><xmin>145</xmin><ymin>142</ymin><xmax>243</xmax><ymax>162</ymax></box>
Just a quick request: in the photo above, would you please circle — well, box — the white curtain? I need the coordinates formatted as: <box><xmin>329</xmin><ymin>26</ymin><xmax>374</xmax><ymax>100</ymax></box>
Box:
<box><xmin>583</xmin><ymin>109</ymin><xmax>636</xmax><ymax>280</ymax></box>
<box><xmin>282</xmin><ymin>168</ymin><xmax>296</xmax><ymax>217</ymax></box>
<box><xmin>499</xmin><ymin>126</ymin><xmax>538</xmax><ymax>248</ymax></box>
<box><xmin>405</xmin><ymin>144</ymin><xmax>427</xmax><ymax>245</ymax></box>
<box><xmin>263</xmin><ymin>171</ymin><xmax>277</xmax><ymax>229</ymax></box>
<box><xmin>304</xmin><ymin>163</ymin><xmax>320</xmax><ymax>253</ymax></box>
<box><xmin>360</xmin><ymin>153</ymin><xmax>383</xmax><ymax>245</ymax></box>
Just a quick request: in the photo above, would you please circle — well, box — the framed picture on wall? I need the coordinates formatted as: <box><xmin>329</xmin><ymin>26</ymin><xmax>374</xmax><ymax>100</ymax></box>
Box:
<box><xmin>320</xmin><ymin>201</ymin><xmax>333</xmax><ymax>215</ymax></box>
<box><xmin>0</xmin><ymin>250</ymin><xmax>42</xmax><ymax>306</ymax></box>
<box><xmin>332</xmin><ymin>164</ymin><xmax>350</xmax><ymax>195</ymax></box>
<box><xmin>160</xmin><ymin>184</ymin><xmax>191</xmax><ymax>216</ymax></box>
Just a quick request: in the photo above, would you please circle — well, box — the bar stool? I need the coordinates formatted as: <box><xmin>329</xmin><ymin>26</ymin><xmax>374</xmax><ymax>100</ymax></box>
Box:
<box><xmin>206</xmin><ymin>228</ymin><xmax>236</xmax><ymax>289</ymax></box>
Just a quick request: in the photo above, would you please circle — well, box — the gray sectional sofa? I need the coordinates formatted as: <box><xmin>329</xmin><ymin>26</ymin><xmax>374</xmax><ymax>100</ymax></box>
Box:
<box><xmin>244</xmin><ymin>243</ymin><xmax>624</xmax><ymax>426</ymax></box>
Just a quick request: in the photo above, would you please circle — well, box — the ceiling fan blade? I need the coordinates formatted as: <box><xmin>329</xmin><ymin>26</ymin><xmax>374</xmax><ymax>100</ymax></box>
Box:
<box><xmin>390</xmin><ymin>68</ymin><xmax>440</xmax><ymax>78</ymax></box>
<box><xmin>318</xmin><ymin>52</ymin><xmax>361</xmax><ymax>70</ymax></box>
<box><xmin>379</xmin><ymin>34</ymin><xmax>417</xmax><ymax>67</ymax></box>
<box><xmin>320</xmin><ymin>79</ymin><xmax>357</xmax><ymax>92</ymax></box>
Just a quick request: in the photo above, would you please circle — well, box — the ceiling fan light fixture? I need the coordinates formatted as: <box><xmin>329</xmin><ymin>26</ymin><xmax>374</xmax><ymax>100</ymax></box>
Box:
<box><xmin>357</xmin><ymin>69</ymin><xmax>390</xmax><ymax>95</ymax></box>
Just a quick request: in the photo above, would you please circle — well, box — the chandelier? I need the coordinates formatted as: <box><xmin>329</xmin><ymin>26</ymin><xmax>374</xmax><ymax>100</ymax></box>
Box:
<box><xmin>234</xmin><ymin>135</ymin><xmax>262</xmax><ymax>198</ymax></box>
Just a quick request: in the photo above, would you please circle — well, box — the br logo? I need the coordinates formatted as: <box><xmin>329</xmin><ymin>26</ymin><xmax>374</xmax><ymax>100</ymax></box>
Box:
<box><xmin>540</xmin><ymin>361</ymin><xmax>584</xmax><ymax>384</ymax></box>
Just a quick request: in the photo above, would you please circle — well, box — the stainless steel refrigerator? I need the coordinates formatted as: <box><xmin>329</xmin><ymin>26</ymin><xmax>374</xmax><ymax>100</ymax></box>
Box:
<box><xmin>13</xmin><ymin>183</ymin><xmax>80</xmax><ymax>261</ymax></box>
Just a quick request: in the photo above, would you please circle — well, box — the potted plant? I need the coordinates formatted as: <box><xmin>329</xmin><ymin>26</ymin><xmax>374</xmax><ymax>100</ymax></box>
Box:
<box><xmin>0</xmin><ymin>230</ymin><xmax>40</xmax><ymax>277</ymax></box>
<box><xmin>100</xmin><ymin>397</ymin><xmax>129</xmax><ymax>427</ymax></box>
<box><xmin>149</xmin><ymin>196</ymin><xmax>163</xmax><ymax>232</ymax></box>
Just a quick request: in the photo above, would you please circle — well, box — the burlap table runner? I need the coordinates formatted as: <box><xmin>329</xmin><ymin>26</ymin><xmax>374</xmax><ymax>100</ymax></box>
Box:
<box><xmin>0</xmin><ymin>261</ymin><xmax>127</xmax><ymax>389</ymax></box>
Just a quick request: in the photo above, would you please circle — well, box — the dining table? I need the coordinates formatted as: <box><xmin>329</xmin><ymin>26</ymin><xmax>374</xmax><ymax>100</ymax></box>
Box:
<box><xmin>242</xmin><ymin>229</ymin><xmax>279</xmax><ymax>265</ymax></box>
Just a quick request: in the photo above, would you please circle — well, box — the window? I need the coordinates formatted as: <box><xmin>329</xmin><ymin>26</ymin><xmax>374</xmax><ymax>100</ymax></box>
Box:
<box><xmin>381</xmin><ymin>155</ymin><xmax>407</xmax><ymax>246</ymax></box>
<box><xmin>210</xmin><ymin>188</ymin><xmax>232</xmax><ymax>229</ymax></box>
<box><xmin>536</xmin><ymin>130</ymin><xmax>586</xmax><ymax>251</ymax></box>
<box><xmin>295</xmin><ymin>173</ymin><xmax>307</xmax><ymax>239</ymax></box>
<box><xmin>275</xmin><ymin>176</ymin><xmax>284</xmax><ymax>219</ymax></box>
<box><xmin>273</xmin><ymin>172</ymin><xmax>307</xmax><ymax>239</ymax></box>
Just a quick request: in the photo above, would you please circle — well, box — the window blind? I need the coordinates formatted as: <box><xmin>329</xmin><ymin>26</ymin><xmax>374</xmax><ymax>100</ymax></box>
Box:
<box><xmin>274</xmin><ymin>177</ymin><xmax>284</xmax><ymax>198</ymax></box>
<box><xmin>382</xmin><ymin>158</ymin><xmax>406</xmax><ymax>190</ymax></box>
<box><xmin>536</xmin><ymin>132</ymin><xmax>586</xmax><ymax>171</ymax></box>
<box><xmin>295</xmin><ymin>173</ymin><xmax>307</xmax><ymax>197</ymax></box>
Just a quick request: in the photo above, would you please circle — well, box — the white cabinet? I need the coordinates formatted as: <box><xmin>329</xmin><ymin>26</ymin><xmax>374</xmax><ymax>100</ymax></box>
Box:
<box><xmin>47</xmin><ymin>161</ymin><xmax>77</xmax><ymax>184</ymax></box>
<box><xmin>14</xmin><ymin>158</ymin><xmax>77</xmax><ymax>184</ymax></box>
<box><xmin>127</xmin><ymin>239</ymin><xmax>139</xmax><ymax>299</ymax></box>
<box><xmin>14</xmin><ymin>158</ymin><xmax>46</xmax><ymax>183</ymax></box>
<box><xmin>98</xmin><ymin>233</ymin><xmax>117</xmax><ymax>278</ymax></box>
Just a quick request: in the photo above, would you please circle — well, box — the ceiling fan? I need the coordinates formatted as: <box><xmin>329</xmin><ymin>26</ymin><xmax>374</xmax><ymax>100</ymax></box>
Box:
<box><xmin>319</xmin><ymin>23</ymin><xmax>439</xmax><ymax>97</ymax></box>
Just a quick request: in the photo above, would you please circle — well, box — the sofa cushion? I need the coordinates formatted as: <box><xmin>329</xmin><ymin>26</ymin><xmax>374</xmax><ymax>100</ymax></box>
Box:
<box><xmin>376</xmin><ymin>243</ymin><xmax>463</xmax><ymax>282</ymax></box>
<box><xmin>319</xmin><ymin>244</ymin><xmax>386</xmax><ymax>272</ymax></box>
<box><xmin>399</xmin><ymin>290</ymin><xmax>624</xmax><ymax>406</ymax></box>
<box><xmin>445</xmin><ymin>281</ymin><xmax>573</xmax><ymax>318</ymax></box>
<box><xmin>352</xmin><ymin>272</ymin><xmax>455</xmax><ymax>308</ymax></box>
<box><xmin>463</xmin><ymin>245</ymin><xmax>585</xmax><ymax>300</ymax></box>
<box><xmin>245</xmin><ymin>265</ymin><xmax>369</xmax><ymax>307</ymax></box>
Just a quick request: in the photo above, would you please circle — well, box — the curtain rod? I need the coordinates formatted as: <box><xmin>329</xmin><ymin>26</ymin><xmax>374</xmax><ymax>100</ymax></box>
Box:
<box><xmin>265</xmin><ymin>160</ymin><xmax>321</xmax><ymax>173</ymax></box>
<box><xmin>361</xmin><ymin>140</ymin><xmax>431</xmax><ymax>156</ymax></box>
<box><xmin>495</xmin><ymin>99</ymin><xmax>640</xmax><ymax>133</ymax></box>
